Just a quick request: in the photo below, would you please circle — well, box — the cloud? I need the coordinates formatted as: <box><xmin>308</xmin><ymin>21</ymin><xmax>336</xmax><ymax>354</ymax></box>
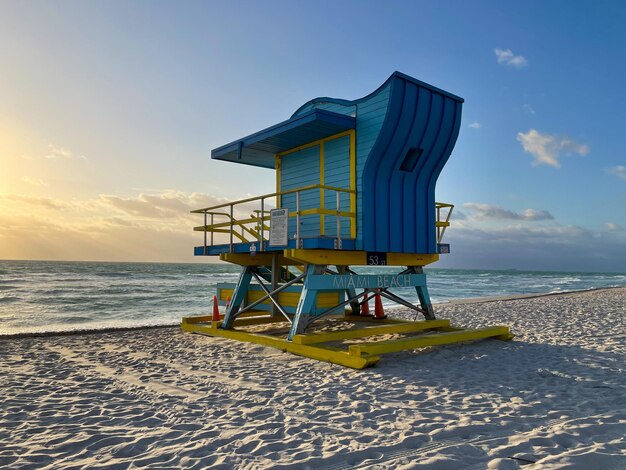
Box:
<box><xmin>44</xmin><ymin>144</ymin><xmax>87</xmax><ymax>160</ymax></box>
<box><xmin>451</xmin><ymin>210</ymin><xmax>467</xmax><ymax>221</ymax></box>
<box><xmin>463</xmin><ymin>203</ymin><xmax>554</xmax><ymax>221</ymax></box>
<box><xmin>608</xmin><ymin>165</ymin><xmax>626</xmax><ymax>180</ymax></box>
<box><xmin>0</xmin><ymin>194</ymin><xmax>67</xmax><ymax>210</ymax></box>
<box><xmin>438</xmin><ymin>210</ymin><xmax>626</xmax><ymax>272</ymax></box>
<box><xmin>604</xmin><ymin>222</ymin><xmax>623</xmax><ymax>232</ymax></box>
<box><xmin>21</xmin><ymin>176</ymin><xmax>49</xmax><ymax>187</ymax></box>
<box><xmin>98</xmin><ymin>191</ymin><xmax>237</xmax><ymax>219</ymax></box>
<box><xmin>494</xmin><ymin>48</ymin><xmax>528</xmax><ymax>68</ymax></box>
<box><xmin>0</xmin><ymin>189</ymin><xmax>239</xmax><ymax>262</ymax></box>
<box><xmin>468</xmin><ymin>122</ymin><xmax>481</xmax><ymax>129</ymax></box>
<box><xmin>523</xmin><ymin>104</ymin><xmax>535</xmax><ymax>115</ymax></box>
<box><xmin>516</xmin><ymin>129</ymin><xmax>590</xmax><ymax>168</ymax></box>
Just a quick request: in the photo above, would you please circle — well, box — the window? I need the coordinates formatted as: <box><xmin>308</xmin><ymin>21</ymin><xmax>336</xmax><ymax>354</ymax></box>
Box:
<box><xmin>399</xmin><ymin>147</ymin><xmax>424</xmax><ymax>172</ymax></box>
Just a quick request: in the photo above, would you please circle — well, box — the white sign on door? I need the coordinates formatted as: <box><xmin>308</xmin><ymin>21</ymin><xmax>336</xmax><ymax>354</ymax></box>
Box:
<box><xmin>269</xmin><ymin>208</ymin><xmax>289</xmax><ymax>246</ymax></box>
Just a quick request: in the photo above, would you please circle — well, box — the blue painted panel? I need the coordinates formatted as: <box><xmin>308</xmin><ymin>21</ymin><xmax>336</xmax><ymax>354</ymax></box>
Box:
<box><xmin>306</xmin><ymin>273</ymin><xmax>427</xmax><ymax>290</ymax></box>
<box><xmin>322</xmin><ymin>135</ymin><xmax>351</xmax><ymax>238</ymax></box>
<box><xmin>193</xmin><ymin>237</ymin><xmax>357</xmax><ymax>256</ymax></box>
<box><xmin>288</xmin><ymin>82</ymin><xmax>392</xmax><ymax>249</ymax></box>
<box><xmin>280</xmin><ymin>145</ymin><xmax>320</xmax><ymax>238</ymax></box>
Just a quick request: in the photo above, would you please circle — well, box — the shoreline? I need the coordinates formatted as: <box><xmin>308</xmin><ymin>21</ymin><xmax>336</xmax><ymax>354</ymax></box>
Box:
<box><xmin>2</xmin><ymin>285</ymin><xmax>624</xmax><ymax>340</ymax></box>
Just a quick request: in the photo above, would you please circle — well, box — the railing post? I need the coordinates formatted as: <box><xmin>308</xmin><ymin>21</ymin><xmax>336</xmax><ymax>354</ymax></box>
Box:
<box><xmin>203</xmin><ymin>212</ymin><xmax>207</xmax><ymax>255</ymax></box>
<box><xmin>336</xmin><ymin>191</ymin><xmax>341</xmax><ymax>249</ymax></box>
<box><xmin>260</xmin><ymin>197</ymin><xmax>264</xmax><ymax>251</ymax></box>
<box><xmin>210</xmin><ymin>213</ymin><xmax>214</xmax><ymax>246</ymax></box>
<box><xmin>296</xmin><ymin>191</ymin><xmax>301</xmax><ymax>249</ymax></box>
<box><xmin>229</xmin><ymin>204</ymin><xmax>234</xmax><ymax>253</ymax></box>
<box><xmin>437</xmin><ymin>205</ymin><xmax>441</xmax><ymax>242</ymax></box>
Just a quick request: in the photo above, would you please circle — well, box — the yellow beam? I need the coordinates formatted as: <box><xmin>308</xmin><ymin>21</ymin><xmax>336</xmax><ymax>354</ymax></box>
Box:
<box><xmin>276</xmin><ymin>155</ymin><xmax>281</xmax><ymax>207</ymax></box>
<box><xmin>284</xmin><ymin>249</ymin><xmax>439</xmax><ymax>267</ymax></box>
<box><xmin>194</xmin><ymin>216</ymin><xmax>263</xmax><ymax>231</ymax></box>
<box><xmin>320</xmin><ymin>141</ymin><xmax>325</xmax><ymax>235</ymax></box>
<box><xmin>348</xmin><ymin>326</ymin><xmax>512</xmax><ymax>357</ymax></box>
<box><xmin>349</xmin><ymin>130</ymin><xmax>356</xmax><ymax>239</ymax></box>
<box><xmin>219</xmin><ymin>253</ymin><xmax>295</xmax><ymax>266</ymax></box>
<box><xmin>181</xmin><ymin>311</ymin><xmax>277</xmax><ymax>325</ymax></box>
<box><xmin>181</xmin><ymin>322</ymin><xmax>379</xmax><ymax>369</ymax></box>
<box><xmin>295</xmin><ymin>208</ymin><xmax>355</xmax><ymax>218</ymax></box>
<box><xmin>292</xmin><ymin>319</ymin><xmax>450</xmax><ymax>344</ymax></box>
<box><xmin>276</xmin><ymin>130</ymin><xmax>354</xmax><ymax>157</ymax></box>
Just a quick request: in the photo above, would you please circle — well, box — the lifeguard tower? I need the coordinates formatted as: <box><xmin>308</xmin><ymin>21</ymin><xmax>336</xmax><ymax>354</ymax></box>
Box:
<box><xmin>182</xmin><ymin>72</ymin><xmax>512</xmax><ymax>368</ymax></box>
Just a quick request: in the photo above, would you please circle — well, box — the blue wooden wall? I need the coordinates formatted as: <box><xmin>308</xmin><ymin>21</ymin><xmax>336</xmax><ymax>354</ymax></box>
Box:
<box><xmin>323</xmin><ymin>135</ymin><xmax>351</xmax><ymax>238</ymax></box>
<box><xmin>279</xmin><ymin>145</ymin><xmax>320</xmax><ymax>238</ymax></box>
<box><xmin>292</xmin><ymin>83</ymin><xmax>392</xmax><ymax>248</ymax></box>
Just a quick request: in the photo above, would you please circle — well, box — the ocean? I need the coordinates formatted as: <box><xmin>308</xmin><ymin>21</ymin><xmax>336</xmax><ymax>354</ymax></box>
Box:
<box><xmin>0</xmin><ymin>260</ymin><xmax>624</xmax><ymax>336</ymax></box>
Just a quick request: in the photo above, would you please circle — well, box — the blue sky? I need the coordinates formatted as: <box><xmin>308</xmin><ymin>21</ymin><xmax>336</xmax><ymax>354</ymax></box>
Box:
<box><xmin>0</xmin><ymin>1</ymin><xmax>624</xmax><ymax>271</ymax></box>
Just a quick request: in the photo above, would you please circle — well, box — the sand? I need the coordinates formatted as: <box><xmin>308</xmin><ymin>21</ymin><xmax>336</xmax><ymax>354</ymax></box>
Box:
<box><xmin>1</xmin><ymin>287</ymin><xmax>625</xmax><ymax>469</ymax></box>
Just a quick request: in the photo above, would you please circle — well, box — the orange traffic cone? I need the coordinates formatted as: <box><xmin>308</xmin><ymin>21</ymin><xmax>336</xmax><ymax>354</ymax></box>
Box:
<box><xmin>360</xmin><ymin>295</ymin><xmax>371</xmax><ymax>316</ymax></box>
<box><xmin>373</xmin><ymin>292</ymin><xmax>387</xmax><ymax>319</ymax></box>
<box><xmin>212</xmin><ymin>295</ymin><xmax>220</xmax><ymax>321</ymax></box>
<box><xmin>226</xmin><ymin>296</ymin><xmax>231</xmax><ymax>311</ymax></box>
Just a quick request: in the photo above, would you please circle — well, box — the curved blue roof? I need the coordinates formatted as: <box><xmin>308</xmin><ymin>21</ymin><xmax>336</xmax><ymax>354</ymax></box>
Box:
<box><xmin>211</xmin><ymin>109</ymin><xmax>355</xmax><ymax>169</ymax></box>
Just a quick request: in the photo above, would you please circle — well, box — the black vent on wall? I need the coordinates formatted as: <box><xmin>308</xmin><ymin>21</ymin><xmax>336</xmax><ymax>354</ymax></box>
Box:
<box><xmin>399</xmin><ymin>147</ymin><xmax>424</xmax><ymax>172</ymax></box>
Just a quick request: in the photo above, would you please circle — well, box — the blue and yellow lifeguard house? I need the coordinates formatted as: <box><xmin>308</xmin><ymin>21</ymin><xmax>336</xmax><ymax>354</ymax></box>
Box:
<box><xmin>182</xmin><ymin>72</ymin><xmax>512</xmax><ymax>368</ymax></box>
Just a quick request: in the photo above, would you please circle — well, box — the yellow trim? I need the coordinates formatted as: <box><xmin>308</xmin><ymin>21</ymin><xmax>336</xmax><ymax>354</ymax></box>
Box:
<box><xmin>274</xmin><ymin>130</ymin><xmax>355</xmax><ymax>234</ymax></box>
<box><xmin>276</xmin><ymin>130</ymin><xmax>353</xmax><ymax>158</ymax></box>
<box><xmin>284</xmin><ymin>249</ymin><xmax>439</xmax><ymax>267</ymax></box>
<box><xmin>319</xmin><ymin>142</ymin><xmax>325</xmax><ymax>235</ymax></box>
<box><xmin>275</xmin><ymin>155</ymin><xmax>281</xmax><ymax>207</ymax></box>
<box><xmin>293</xmin><ymin>208</ymin><xmax>355</xmax><ymax>218</ymax></box>
<box><xmin>348</xmin><ymin>326</ymin><xmax>512</xmax><ymax>357</ymax></box>
<box><xmin>219</xmin><ymin>253</ymin><xmax>295</xmax><ymax>266</ymax></box>
<box><xmin>181</xmin><ymin>315</ymin><xmax>512</xmax><ymax>369</ymax></box>
<box><xmin>192</xmin><ymin>184</ymin><xmax>353</xmax><ymax>212</ymax></box>
<box><xmin>349</xmin><ymin>130</ymin><xmax>356</xmax><ymax>239</ymax></box>
<box><xmin>181</xmin><ymin>320</ymin><xmax>379</xmax><ymax>369</ymax></box>
<box><xmin>292</xmin><ymin>319</ymin><xmax>450</xmax><ymax>344</ymax></box>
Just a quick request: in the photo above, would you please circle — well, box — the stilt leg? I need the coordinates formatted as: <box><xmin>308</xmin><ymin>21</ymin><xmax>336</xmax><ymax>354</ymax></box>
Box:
<box><xmin>337</xmin><ymin>265</ymin><xmax>359</xmax><ymax>315</ymax></box>
<box><xmin>221</xmin><ymin>266</ymin><xmax>253</xmax><ymax>329</ymax></box>
<box><xmin>271</xmin><ymin>253</ymin><xmax>280</xmax><ymax>318</ymax></box>
<box><xmin>412</xmin><ymin>266</ymin><xmax>436</xmax><ymax>320</ymax></box>
<box><xmin>288</xmin><ymin>264</ymin><xmax>324</xmax><ymax>340</ymax></box>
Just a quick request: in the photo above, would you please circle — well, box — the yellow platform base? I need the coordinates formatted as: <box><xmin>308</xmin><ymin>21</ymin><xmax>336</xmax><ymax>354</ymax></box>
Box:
<box><xmin>181</xmin><ymin>313</ymin><xmax>513</xmax><ymax>369</ymax></box>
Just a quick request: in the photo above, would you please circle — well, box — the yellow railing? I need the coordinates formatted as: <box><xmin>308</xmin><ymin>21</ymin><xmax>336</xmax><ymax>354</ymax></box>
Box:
<box><xmin>435</xmin><ymin>202</ymin><xmax>454</xmax><ymax>244</ymax></box>
<box><xmin>192</xmin><ymin>184</ymin><xmax>356</xmax><ymax>253</ymax></box>
<box><xmin>193</xmin><ymin>185</ymin><xmax>453</xmax><ymax>253</ymax></box>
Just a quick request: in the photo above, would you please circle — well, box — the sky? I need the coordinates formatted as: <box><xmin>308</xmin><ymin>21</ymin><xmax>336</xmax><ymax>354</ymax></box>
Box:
<box><xmin>0</xmin><ymin>0</ymin><xmax>625</xmax><ymax>271</ymax></box>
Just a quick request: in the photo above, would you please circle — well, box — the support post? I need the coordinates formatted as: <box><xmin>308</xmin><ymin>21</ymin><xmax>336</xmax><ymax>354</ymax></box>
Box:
<box><xmin>260</xmin><ymin>198</ymin><xmax>265</xmax><ymax>251</ymax></box>
<box><xmin>336</xmin><ymin>191</ymin><xmax>341</xmax><ymax>249</ymax></box>
<box><xmin>296</xmin><ymin>191</ymin><xmax>301</xmax><ymax>248</ymax></box>
<box><xmin>229</xmin><ymin>204</ymin><xmax>234</xmax><ymax>253</ymax></box>
<box><xmin>288</xmin><ymin>264</ymin><xmax>324</xmax><ymax>340</ymax></box>
<box><xmin>412</xmin><ymin>266</ymin><xmax>436</xmax><ymax>320</ymax></box>
<box><xmin>337</xmin><ymin>265</ymin><xmax>359</xmax><ymax>315</ymax></box>
<box><xmin>221</xmin><ymin>266</ymin><xmax>253</xmax><ymax>329</ymax></box>
<box><xmin>271</xmin><ymin>253</ymin><xmax>280</xmax><ymax>318</ymax></box>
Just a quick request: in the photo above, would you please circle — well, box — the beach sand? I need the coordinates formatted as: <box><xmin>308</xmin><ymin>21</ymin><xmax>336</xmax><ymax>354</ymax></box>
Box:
<box><xmin>1</xmin><ymin>287</ymin><xmax>625</xmax><ymax>469</ymax></box>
